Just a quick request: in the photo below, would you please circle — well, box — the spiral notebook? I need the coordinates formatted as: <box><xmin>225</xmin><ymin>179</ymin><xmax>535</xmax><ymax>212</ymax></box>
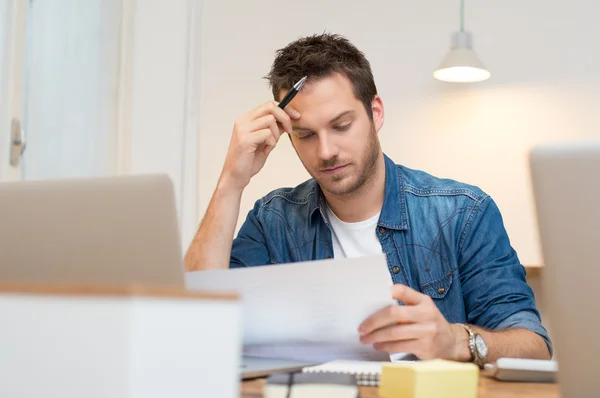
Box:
<box><xmin>301</xmin><ymin>360</ymin><xmax>385</xmax><ymax>386</ymax></box>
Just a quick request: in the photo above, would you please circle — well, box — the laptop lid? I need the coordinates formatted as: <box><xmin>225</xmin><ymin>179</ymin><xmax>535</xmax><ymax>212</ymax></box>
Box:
<box><xmin>529</xmin><ymin>141</ymin><xmax>600</xmax><ymax>398</ymax></box>
<box><xmin>0</xmin><ymin>174</ymin><xmax>184</xmax><ymax>288</ymax></box>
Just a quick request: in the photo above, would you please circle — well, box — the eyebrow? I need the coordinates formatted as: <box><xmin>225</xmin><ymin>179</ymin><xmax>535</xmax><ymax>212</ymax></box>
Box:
<box><xmin>293</xmin><ymin>110</ymin><xmax>355</xmax><ymax>132</ymax></box>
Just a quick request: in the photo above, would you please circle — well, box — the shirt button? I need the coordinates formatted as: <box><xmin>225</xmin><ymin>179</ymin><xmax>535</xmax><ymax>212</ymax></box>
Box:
<box><xmin>437</xmin><ymin>287</ymin><xmax>446</xmax><ymax>294</ymax></box>
<box><xmin>392</xmin><ymin>266</ymin><xmax>400</xmax><ymax>274</ymax></box>
<box><xmin>379</xmin><ymin>227</ymin><xmax>386</xmax><ymax>234</ymax></box>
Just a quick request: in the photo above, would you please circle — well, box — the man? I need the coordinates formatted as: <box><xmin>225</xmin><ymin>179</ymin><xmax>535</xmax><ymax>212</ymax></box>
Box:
<box><xmin>185</xmin><ymin>33</ymin><xmax>551</xmax><ymax>365</ymax></box>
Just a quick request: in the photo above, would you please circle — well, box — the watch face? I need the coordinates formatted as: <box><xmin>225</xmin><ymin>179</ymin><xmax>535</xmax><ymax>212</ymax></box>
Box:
<box><xmin>475</xmin><ymin>335</ymin><xmax>488</xmax><ymax>357</ymax></box>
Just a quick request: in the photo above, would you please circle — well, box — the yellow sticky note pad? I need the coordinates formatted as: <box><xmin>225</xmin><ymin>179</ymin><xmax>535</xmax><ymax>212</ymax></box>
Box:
<box><xmin>379</xmin><ymin>359</ymin><xmax>479</xmax><ymax>398</ymax></box>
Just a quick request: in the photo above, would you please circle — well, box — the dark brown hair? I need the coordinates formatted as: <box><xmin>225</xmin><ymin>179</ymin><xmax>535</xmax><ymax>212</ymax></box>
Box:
<box><xmin>265</xmin><ymin>33</ymin><xmax>378</xmax><ymax>120</ymax></box>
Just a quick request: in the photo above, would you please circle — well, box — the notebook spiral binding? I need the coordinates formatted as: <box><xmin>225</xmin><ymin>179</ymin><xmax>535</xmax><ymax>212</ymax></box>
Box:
<box><xmin>302</xmin><ymin>367</ymin><xmax>380</xmax><ymax>387</ymax></box>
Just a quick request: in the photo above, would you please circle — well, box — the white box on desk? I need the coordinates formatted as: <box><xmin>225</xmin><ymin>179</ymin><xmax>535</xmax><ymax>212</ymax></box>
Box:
<box><xmin>0</xmin><ymin>285</ymin><xmax>242</xmax><ymax>398</ymax></box>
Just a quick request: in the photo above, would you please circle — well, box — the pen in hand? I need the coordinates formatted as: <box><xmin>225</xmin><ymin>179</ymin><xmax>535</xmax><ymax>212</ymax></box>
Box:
<box><xmin>278</xmin><ymin>76</ymin><xmax>307</xmax><ymax>109</ymax></box>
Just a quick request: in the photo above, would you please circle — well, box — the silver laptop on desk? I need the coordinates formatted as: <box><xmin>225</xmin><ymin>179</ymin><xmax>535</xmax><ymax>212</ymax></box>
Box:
<box><xmin>0</xmin><ymin>173</ymin><xmax>314</xmax><ymax>379</ymax></box>
<box><xmin>0</xmin><ymin>174</ymin><xmax>184</xmax><ymax>287</ymax></box>
<box><xmin>530</xmin><ymin>141</ymin><xmax>600</xmax><ymax>398</ymax></box>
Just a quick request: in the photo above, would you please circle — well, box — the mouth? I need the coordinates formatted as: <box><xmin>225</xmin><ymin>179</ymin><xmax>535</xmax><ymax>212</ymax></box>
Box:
<box><xmin>321</xmin><ymin>164</ymin><xmax>348</xmax><ymax>175</ymax></box>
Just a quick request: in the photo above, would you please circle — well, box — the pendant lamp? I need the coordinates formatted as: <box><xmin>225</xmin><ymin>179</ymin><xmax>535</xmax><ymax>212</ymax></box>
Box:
<box><xmin>433</xmin><ymin>0</ymin><xmax>490</xmax><ymax>83</ymax></box>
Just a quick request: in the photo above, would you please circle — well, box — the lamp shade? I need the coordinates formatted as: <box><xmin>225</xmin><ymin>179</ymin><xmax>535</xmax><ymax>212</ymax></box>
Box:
<box><xmin>434</xmin><ymin>31</ymin><xmax>490</xmax><ymax>83</ymax></box>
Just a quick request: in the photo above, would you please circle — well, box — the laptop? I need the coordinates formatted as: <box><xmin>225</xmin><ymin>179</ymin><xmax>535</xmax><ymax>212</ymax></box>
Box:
<box><xmin>0</xmin><ymin>174</ymin><xmax>184</xmax><ymax>287</ymax></box>
<box><xmin>529</xmin><ymin>141</ymin><xmax>600</xmax><ymax>398</ymax></box>
<box><xmin>0</xmin><ymin>173</ymin><xmax>315</xmax><ymax>379</ymax></box>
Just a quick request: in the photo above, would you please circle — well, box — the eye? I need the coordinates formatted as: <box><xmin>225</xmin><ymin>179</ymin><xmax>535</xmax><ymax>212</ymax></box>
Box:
<box><xmin>334</xmin><ymin>123</ymin><xmax>351</xmax><ymax>132</ymax></box>
<box><xmin>297</xmin><ymin>132</ymin><xmax>314</xmax><ymax>140</ymax></box>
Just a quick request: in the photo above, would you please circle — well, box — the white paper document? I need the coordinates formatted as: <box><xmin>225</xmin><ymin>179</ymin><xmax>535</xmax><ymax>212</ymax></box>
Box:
<box><xmin>184</xmin><ymin>254</ymin><xmax>397</xmax><ymax>362</ymax></box>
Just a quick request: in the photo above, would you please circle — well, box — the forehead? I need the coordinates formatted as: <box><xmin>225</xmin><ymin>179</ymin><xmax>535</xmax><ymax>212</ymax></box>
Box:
<box><xmin>282</xmin><ymin>73</ymin><xmax>362</xmax><ymax>118</ymax></box>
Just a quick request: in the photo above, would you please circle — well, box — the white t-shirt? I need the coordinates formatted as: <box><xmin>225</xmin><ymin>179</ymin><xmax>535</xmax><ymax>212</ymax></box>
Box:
<box><xmin>325</xmin><ymin>204</ymin><xmax>383</xmax><ymax>258</ymax></box>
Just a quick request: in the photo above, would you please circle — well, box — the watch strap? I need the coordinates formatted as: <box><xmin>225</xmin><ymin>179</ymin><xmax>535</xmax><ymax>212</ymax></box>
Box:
<box><xmin>462</xmin><ymin>324</ymin><xmax>485</xmax><ymax>367</ymax></box>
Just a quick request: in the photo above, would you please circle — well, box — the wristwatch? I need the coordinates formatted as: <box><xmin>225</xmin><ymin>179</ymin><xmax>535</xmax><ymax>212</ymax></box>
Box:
<box><xmin>462</xmin><ymin>324</ymin><xmax>488</xmax><ymax>367</ymax></box>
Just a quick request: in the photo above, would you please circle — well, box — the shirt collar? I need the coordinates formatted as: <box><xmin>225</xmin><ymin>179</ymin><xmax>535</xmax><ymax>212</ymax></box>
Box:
<box><xmin>378</xmin><ymin>153</ymin><xmax>408</xmax><ymax>230</ymax></box>
<box><xmin>310</xmin><ymin>153</ymin><xmax>408</xmax><ymax>230</ymax></box>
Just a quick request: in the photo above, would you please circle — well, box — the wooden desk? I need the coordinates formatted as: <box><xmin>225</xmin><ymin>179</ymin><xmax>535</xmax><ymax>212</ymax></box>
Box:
<box><xmin>241</xmin><ymin>375</ymin><xmax>561</xmax><ymax>398</ymax></box>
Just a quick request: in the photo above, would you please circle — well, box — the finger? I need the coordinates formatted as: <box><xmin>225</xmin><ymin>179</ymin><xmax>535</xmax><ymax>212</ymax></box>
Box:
<box><xmin>358</xmin><ymin>304</ymin><xmax>419</xmax><ymax>336</ymax></box>
<box><xmin>282</xmin><ymin>105</ymin><xmax>301</xmax><ymax>120</ymax></box>
<box><xmin>245</xmin><ymin>128</ymin><xmax>275</xmax><ymax>148</ymax></box>
<box><xmin>267</xmin><ymin>117</ymin><xmax>281</xmax><ymax>143</ymax></box>
<box><xmin>392</xmin><ymin>284</ymin><xmax>427</xmax><ymax>306</ymax></box>
<box><xmin>263</xmin><ymin>145</ymin><xmax>274</xmax><ymax>156</ymax></box>
<box><xmin>372</xmin><ymin>340</ymin><xmax>419</xmax><ymax>355</ymax></box>
<box><xmin>359</xmin><ymin>323</ymin><xmax>426</xmax><ymax>345</ymax></box>
<box><xmin>249</xmin><ymin>102</ymin><xmax>295</xmax><ymax>134</ymax></box>
<box><xmin>271</xmin><ymin>104</ymin><xmax>295</xmax><ymax>134</ymax></box>
<box><xmin>249</xmin><ymin>114</ymin><xmax>281</xmax><ymax>142</ymax></box>
<box><xmin>246</xmin><ymin>101</ymin><xmax>275</xmax><ymax>120</ymax></box>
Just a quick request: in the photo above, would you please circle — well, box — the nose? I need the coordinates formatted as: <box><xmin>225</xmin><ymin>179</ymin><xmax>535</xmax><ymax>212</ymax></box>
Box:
<box><xmin>317</xmin><ymin>132</ymin><xmax>339</xmax><ymax>161</ymax></box>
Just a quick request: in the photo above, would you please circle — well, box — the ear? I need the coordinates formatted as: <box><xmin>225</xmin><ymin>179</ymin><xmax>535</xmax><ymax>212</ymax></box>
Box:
<box><xmin>371</xmin><ymin>95</ymin><xmax>384</xmax><ymax>133</ymax></box>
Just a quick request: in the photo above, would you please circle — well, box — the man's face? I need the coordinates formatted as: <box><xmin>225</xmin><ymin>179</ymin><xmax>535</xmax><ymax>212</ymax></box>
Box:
<box><xmin>284</xmin><ymin>73</ymin><xmax>384</xmax><ymax>196</ymax></box>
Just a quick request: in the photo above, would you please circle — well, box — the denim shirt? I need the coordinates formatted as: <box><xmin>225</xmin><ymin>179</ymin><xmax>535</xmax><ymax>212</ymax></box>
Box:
<box><xmin>230</xmin><ymin>154</ymin><xmax>552</xmax><ymax>354</ymax></box>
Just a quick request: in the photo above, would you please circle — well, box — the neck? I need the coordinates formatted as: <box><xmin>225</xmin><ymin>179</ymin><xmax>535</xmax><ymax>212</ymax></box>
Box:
<box><xmin>323</xmin><ymin>152</ymin><xmax>386</xmax><ymax>223</ymax></box>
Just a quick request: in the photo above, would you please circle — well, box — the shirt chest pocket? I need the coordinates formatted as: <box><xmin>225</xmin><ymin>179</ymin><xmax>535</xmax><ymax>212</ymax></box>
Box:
<box><xmin>420</xmin><ymin>269</ymin><xmax>466</xmax><ymax>323</ymax></box>
<box><xmin>420</xmin><ymin>272</ymin><xmax>453</xmax><ymax>299</ymax></box>
<box><xmin>405</xmin><ymin>244</ymin><xmax>455</xmax><ymax>300</ymax></box>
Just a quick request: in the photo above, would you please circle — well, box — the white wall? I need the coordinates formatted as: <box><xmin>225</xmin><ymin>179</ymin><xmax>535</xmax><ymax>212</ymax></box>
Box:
<box><xmin>196</xmin><ymin>0</ymin><xmax>600</xmax><ymax>266</ymax></box>
<box><xmin>124</xmin><ymin>0</ymin><xmax>199</xmax><ymax>249</ymax></box>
